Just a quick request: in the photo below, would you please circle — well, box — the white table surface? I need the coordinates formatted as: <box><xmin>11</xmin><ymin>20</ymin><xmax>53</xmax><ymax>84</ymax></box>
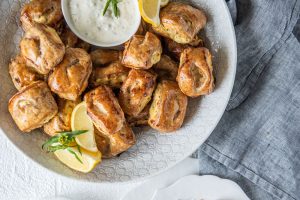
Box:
<box><xmin>0</xmin><ymin>132</ymin><xmax>200</xmax><ymax>200</ymax></box>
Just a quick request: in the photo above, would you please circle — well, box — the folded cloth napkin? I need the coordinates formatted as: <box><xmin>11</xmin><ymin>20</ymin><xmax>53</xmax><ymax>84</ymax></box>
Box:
<box><xmin>197</xmin><ymin>0</ymin><xmax>300</xmax><ymax>199</ymax></box>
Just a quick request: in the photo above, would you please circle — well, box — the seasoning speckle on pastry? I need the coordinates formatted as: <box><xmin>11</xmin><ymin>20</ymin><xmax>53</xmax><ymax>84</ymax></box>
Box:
<box><xmin>20</xmin><ymin>24</ymin><xmax>65</xmax><ymax>75</ymax></box>
<box><xmin>48</xmin><ymin>48</ymin><xmax>92</xmax><ymax>101</ymax></box>
<box><xmin>122</xmin><ymin>32</ymin><xmax>162</xmax><ymax>69</ymax></box>
<box><xmin>177</xmin><ymin>47</ymin><xmax>214</xmax><ymax>97</ymax></box>
<box><xmin>90</xmin><ymin>62</ymin><xmax>130</xmax><ymax>89</ymax></box>
<box><xmin>148</xmin><ymin>80</ymin><xmax>188</xmax><ymax>132</ymax></box>
<box><xmin>8</xmin><ymin>81</ymin><xmax>58</xmax><ymax>132</ymax></box>
<box><xmin>119</xmin><ymin>69</ymin><xmax>157</xmax><ymax>116</ymax></box>
<box><xmin>153</xmin><ymin>2</ymin><xmax>207</xmax><ymax>44</ymax></box>
<box><xmin>84</xmin><ymin>85</ymin><xmax>125</xmax><ymax>135</ymax></box>
<box><xmin>20</xmin><ymin>0</ymin><xmax>63</xmax><ymax>31</ymax></box>
<box><xmin>9</xmin><ymin>55</ymin><xmax>43</xmax><ymax>91</ymax></box>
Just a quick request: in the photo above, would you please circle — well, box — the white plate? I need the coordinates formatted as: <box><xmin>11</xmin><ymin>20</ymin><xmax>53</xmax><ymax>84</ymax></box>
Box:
<box><xmin>0</xmin><ymin>0</ymin><xmax>236</xmax><ymax>182</ymax></box>
<box><xmin>152</xmin><ymin>175</ymin><xmax>250</xmax><ymax>200</ymax></box>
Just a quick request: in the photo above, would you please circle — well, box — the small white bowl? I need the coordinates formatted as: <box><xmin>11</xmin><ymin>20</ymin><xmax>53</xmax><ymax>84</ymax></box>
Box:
<box><xmin>61</xmin><ymin>0</ymin><xmax>141</xmax><ymax>47</ymax></box>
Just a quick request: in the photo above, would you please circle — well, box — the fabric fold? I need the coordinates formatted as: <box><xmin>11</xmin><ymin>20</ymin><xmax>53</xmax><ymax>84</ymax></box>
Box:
<box><xmin>198</xmin><ymin>0</ymin><xmax>300</xmax><ymax>199</ymax></box>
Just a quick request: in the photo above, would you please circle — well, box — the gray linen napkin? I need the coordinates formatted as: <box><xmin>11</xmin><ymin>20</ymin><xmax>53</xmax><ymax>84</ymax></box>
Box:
<box><xmin>197</xmin><ymin>0</ymin><xmax>300</xmax><ymax>199</ymax></box>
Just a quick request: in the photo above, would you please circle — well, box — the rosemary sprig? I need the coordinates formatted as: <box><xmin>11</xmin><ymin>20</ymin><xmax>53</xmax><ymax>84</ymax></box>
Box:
<box><xmin>103</xmin><ymin>0</ymin><xmax>121</xmax><ymax>18</ymax></box>
<box><xmin>42</xmin><ymin>130</ymin><xmax>87</xmax><ymax>164</ymax></box>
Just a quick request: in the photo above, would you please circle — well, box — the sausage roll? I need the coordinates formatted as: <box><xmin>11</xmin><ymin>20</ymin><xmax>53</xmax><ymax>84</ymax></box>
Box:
<box><xmin>135</xmin><ymin>19</ymin><xmax>148</xmax><ymax>35</ymax></box>
<box><xmin>8</xmin><ymin>81</ymin><xmax>58</xmax><ymax>132</ymax></box>
<box><xmin>20</xmin><ymin>0</ymin><xmax>63</xmax><ymax>32</ymax></box>
<box><xmin>94</xmin><ymin>129</ymin><xmax>111</xmax><ymax>158</ymax></box>
<box><xmin>90</xmin><ymin>62</ymin><xmax>130</xmax><ymax>89</ymax></box>
<box><xmin>43</xmin><ymin>98</ymin><xmax>80</xmax><ymax>136</ymax></box>
<box><xmin>76</xmin><ymin>39</ymin><xmax>91</xmax><ymax>52</ymax></box>
<box><xmin>152</xmin><ymin>2</ymin><xmax>207</xmax><ymax>44</ymax></box>
<box><xmin>90</xmin><ymin>49</ymin><xmax>122</xmax><ymax>66</ymax></box>
<box><xmin>95</xmin><ymin>122</ymin><xmax>136</xmax><ymax>157</ymax></box>
<box><xmin>153</xmin><ymin>55</ymin><xmax>178</xmax><ymax>81</ymax></box>
<box><xmin>148</xmin><ymin>80</ymin><xmax>188</xmax><ymax>132</ymax></box>
<box><xmin>177</xmin><ymin>47</ymin><xmax>214</xmax><ymax>97</ymax></box>
<box><xmin>127</xmin><ymin>103</ymin><xmax>150</xmax><ymax>127</ymax></box>
<box><xmin>48</xmin><ymin>48</ymin><xmax>92</xmax><ymax>101</ymax></box>
<box><xmin>122</xmin><ymin>32</ymin><xmax>162</xmax><ymax>69</ymax></box>
<box><xmin>59</xmin><ymin>26</ymin><xmax>78</xmax><ymax>48</ymax></box>
<box><xmin>119</xmin><ymin>69</ymin><xmax>157</xmax><ymax>116</ymax></box>
<box><xmin>20</xmin><ymin>24</ymin><xmax>65</xmax><ymax>75</ymax></box>
<box><xmin>164</xmin><ymin>37</ymin><xmax>204</xmax><ymax>60</ymax></box>
<box><xmin>84</xmin><ymin>86</ymin><xmax>125</xmax><ymax>134</ymax></box>
<box><xmin>9</xmin><ymin>55</ymin><xmax>43</xmax><ymax>91</ymax></box>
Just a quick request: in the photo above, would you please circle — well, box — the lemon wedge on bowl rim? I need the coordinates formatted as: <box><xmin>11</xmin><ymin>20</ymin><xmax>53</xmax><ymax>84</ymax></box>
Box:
<box><xmin>71</xmin><ymin>101</ymin><xmax>98</xmax><ymax>152</ymax></box>
<box><xmin>160</xmin><ymin>0</ymin><xmax>169</xmax><ymax>7</ymax></box>
<box><xmin>54</xmin><ymin>146</ymin><xmax>101</xmax><ymax>173</ymax></box>
<box><xmin>139</xmin><ymin>0</ymin><xmax>161</xmax><ymax>26</ymax></box>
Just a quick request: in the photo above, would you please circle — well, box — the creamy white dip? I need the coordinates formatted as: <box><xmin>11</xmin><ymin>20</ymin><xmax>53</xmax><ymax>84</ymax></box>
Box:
<box><xmin>69</xmin><ymin>0</ymin><xmax>140</xmax><ymax>46</ymax></box>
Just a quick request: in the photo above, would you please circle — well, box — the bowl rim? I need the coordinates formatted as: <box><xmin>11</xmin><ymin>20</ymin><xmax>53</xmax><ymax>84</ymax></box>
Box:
<box><xmin>0</xmin><ymin>0</ymin><xmax>237</xmax><ymax>184</ymax></box>
<box><xmin>61</xmin><ymin>0</ymin><xmax>141</xmax><ymax>47</ymax></box>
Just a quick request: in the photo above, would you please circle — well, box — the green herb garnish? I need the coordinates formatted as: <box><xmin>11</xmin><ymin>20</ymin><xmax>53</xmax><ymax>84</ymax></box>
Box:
<box><xmin>103</xmin><ymin>0</ymin><xmax>121</xmax><ymax>18</ymax></box>
<box><xmin>42</xmin><ymin>130</ymin><xmax>88</xmax><ymax>164</ymax></box>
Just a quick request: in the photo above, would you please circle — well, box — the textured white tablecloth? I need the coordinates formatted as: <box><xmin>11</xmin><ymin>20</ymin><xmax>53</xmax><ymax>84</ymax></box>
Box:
<box><xmin>0</xmin><ymin>132</ymin><xmax>199</xmax><ymax>200</ymax></box>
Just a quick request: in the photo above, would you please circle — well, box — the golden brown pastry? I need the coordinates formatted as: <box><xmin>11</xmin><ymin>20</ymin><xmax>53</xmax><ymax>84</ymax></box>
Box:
<box><xmin>9</xmin><ymin>55</ymin><xmax>43</xmax><ymax>91</ymax></box>
<box><xmin>20</xmin><ymin>0</ymin><xmax>63</xmax><ymax>32</ymax></box>
<box><xmin>122</xmin><ymin>32</ymin><xmax>162</xmax><ymax>69</ymax></box>
<box><xmin>135</xmin><ymin>20</ymin><xmax>148</xmax><ymax>35</ymax></box>
<box><xmin>119</xmin><ymin>69</ymin><xmax>157</xmax><ymax>116</ymax></box>
<box><xmin>164</xmin><ymin>37</ymin><xmax>204</xmax><ymax>60</ymax></box>
<box><xmin>90</xmin><ymin>49</ymin><xmax>122</xmax><ymax>66</ymax></box>
<box><xmin>177</xmin><ymin>47</ymin><xmax>214</xmax><ymax>97</ymax></box>
<box><xmin>8</xmin><ymin>81</ymin><xmax>58</xmax><ymax>132</ymax></box>
<box><xmin>76</xmin><ymin>39</ymin><xmax>91</xmax><ymax>52</ymax></box>
<box><xmin>43</xmin><ymin>98</ymin><xmax>80</xmax><ymax>136</ymax></box>
<box><xmin>90</xmin><ymin>62</ymin><xmax>130</xmax><ymax>88</ymax></box>
<box><xmin>48</xmin><ymin>48</ymin><xmax>92</xmax><ymax>101</ymax></box>
<box><xmin>95</xmin><ymin>122</ymin><xmax>136</xmax><ymax>157</ymax></box>
<box><xmin>153</xmin><ymin>55</ymin><xmax>178</xmax><ymax>81</ymax></box>
<box><xmin>127</xmin><ymin>104</ymin><xmax>150</xmax><ymax>127</ymax></box>
<box><xmin>152</xmin><ymin>2</ymin><xmax>207</xmax><ymax>44</ymax></box>
<box><xmin>94</xmin><ymin>129</ymin><xmax>111</xmax><ymax>158</ymax></box>
<box><xmin>59</xmin><ymin>26</ymin><xmax>78</xmax><ymax>48</ymax></box>
<box><xmin>148</xmin><ymin>80</ymin><xmax>188</xmax><ymax>132</ymax></box>
<box><xmin>20</xmin><ymin>24</ymin><xmax>65</xmax><ymax>75</ymax></box>
<box><xmin>84</xmin><ymin>86</ymin><xmax>125</xmax><ymax>134</ymax></box>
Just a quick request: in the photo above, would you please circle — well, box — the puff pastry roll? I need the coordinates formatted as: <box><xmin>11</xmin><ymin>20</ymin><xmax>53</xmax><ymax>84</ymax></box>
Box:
<box><xmin>164</xmin><ymin>37</ymin><xmax>204</xmax><ymax>60</ymax></box>
<box><xmin>20</xmin><ymin>24</ymin><xmax>65</xmax><ymax>75</ymax></box>
<box><xmin>148</xmin><ymin>80</ymin><xmax>188</xmax><ymax>132</ymax></box>
<box><xmin>20</xmin><ymin>0</ymin><xmax>63</xmax><ymax>32</ymax></box>
<box><xmin>127</xmin><ymin>103</ymin><xmax>150</xmax><ymax>127</ymax></box>
<box><xmin>90</xmin><ymin>62</ymin><xmax>130</xmax><ymax>89</ymax></box>
<box><xmin>43</xmin><ymin>98</ymin><xmax>80</xmax><ymax>136</ymax></box>
<box><xmin>8</xmin><ymin>81</ymin><xmax>58</xmax><ymax>132</ymax></box>
<box><xmin>153</xmin><ymin>55</ymin><xmax>178</xmax><ymax>81</ymax></box>
<box><xmin>90</xmin><ymin>49</ymin><xmax>122</xmax><ymax>66</ymax></box>
<box><xmin>48</xmin><ymin>48</ymin><xmax>92</xmax><ymax>101</ymax></box>
<box><xmin>153</xmin><ymin>2</ymin><xmax>206</xmax><ymax>44</ymax></box>
<box><xmin>84</xmin><ymin>86</ymin><xmax>125</xmax><ymax>134</ymax></box>
<box><xmin>9</xmin><ymin>55</ymin><xmax>43</xmax><ymax>91</ymax></box>
<box><xmin>135</xmin><ymin>20</ymin><xmax>148</xmax><ymax>35</ymax></box>
<box><xmin>177</xmin><ymin>47</ymin><xmax>214</xmax><ymax>97</ymax></box>
<box><xmin>119</xmin><ymin>69</ymin><xmax>157</xmax><ymax>116</ymax></box>
<box><xmin>122</xmin><ymin>32</ymin><xmax>162</xmax><ymax>69</ymax></box>
<box><xmin>75</xmin><ymin>39</ymin><xmax>91</xmax><ymax>52</ymax></box>
<box><xmin>95</xmin><ymin>122</ymin><xmax>136</xmax><ymax>157</ymax></box>
<box><xmin>59</xmin><ymin>25</ymin><xmax>78</xmax><ymax>48</ymax></box>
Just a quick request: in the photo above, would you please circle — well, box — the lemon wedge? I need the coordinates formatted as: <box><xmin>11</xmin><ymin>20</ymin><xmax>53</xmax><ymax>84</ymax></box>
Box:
<box><xmin>71</xmin><ymin>102</ymin><xmax>98</xmax><ymax>152</ymax></box>
<box><xmin>160</xmin><ymin>0</ymin><xmax>169</xmax><ymax>7</ymax></box>
<box><xmin>139</xmin><ymin>0</ymin><xmax>161</xmax><ymax>26</ymax></box>
<box><xmin>54</xmin><ymin>146</ymin><xmax>101</xmax><ymax>173</ymax></box>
